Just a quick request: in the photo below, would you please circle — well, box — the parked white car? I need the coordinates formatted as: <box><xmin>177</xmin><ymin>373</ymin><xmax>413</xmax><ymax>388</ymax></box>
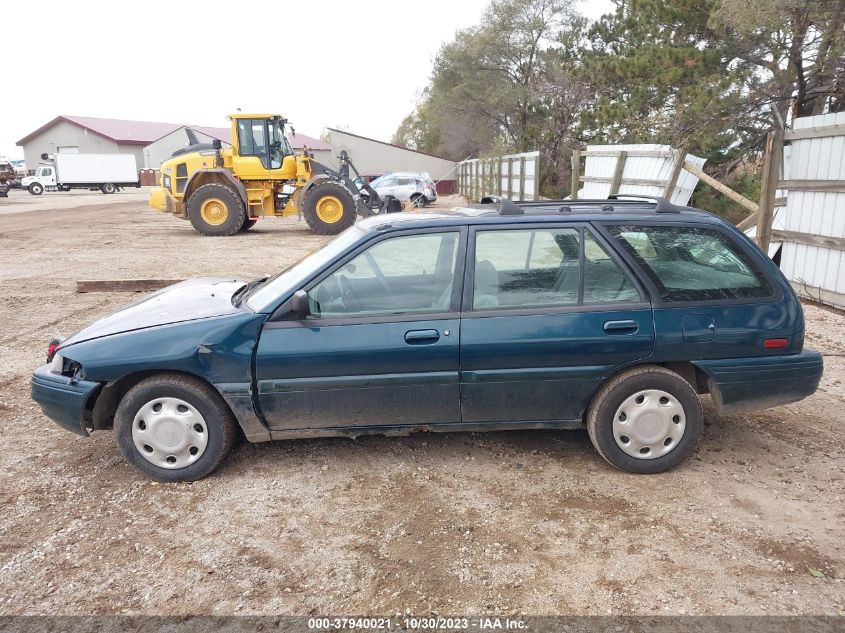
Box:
<box><xmin>369</xmin><ymin>172</ymin><xmax>437</xmax><ymax>207</ymax></box>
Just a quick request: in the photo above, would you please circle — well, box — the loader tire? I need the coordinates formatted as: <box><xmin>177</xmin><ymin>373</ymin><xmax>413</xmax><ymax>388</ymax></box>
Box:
<box><xmin>301</xmin><ymin>182</ymin><xmax>357</xmax><ymax>235</ymax></box>
<box><xmin>239</xmin><ymin>218</ymin><xmax>257</xmax><ymax>232</ymax></box>
<box><xmin>187</xmin><ymin>184</ymin><xmax>246</xmax><ymax>237</ymax></box>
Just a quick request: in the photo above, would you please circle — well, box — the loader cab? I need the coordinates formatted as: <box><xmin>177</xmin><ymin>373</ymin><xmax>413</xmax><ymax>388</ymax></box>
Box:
<box><xmin>231</xmin><ymin>115</ymin><xmax>296</xmax><ymax>180</ymax></box>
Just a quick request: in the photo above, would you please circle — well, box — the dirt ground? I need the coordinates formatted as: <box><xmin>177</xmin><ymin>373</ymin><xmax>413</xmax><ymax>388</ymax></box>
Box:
<box><xmin>0</xmin><ymin>189</ymin><xmax>843</xmax><ymax>617</ymax></box>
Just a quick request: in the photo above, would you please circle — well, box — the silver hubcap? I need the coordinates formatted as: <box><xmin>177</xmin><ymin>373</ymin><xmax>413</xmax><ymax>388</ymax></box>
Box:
<box><xmin>612</xmin><ymin>389</ymin><xmax>686</xmax><ymax>460</ymax></box>
<box><xmin>131</xmin><ymin>397</ymin><xmax>208</xmax><ymax>469</ymax></box>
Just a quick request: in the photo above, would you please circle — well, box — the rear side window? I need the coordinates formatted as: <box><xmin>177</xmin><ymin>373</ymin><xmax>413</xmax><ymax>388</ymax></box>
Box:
<box><xmin>472</xmin><ymin>227</ymin><xmax>640</xmax><ymax>310</ymax></box>
<box><xmin>607</xmin><ymin>225</ymin><xmax>772</xmax><ymax>302</ymax></box>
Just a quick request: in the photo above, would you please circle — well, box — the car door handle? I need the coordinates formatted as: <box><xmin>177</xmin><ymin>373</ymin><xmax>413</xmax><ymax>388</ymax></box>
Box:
<box><xmin>404</xmin><ymin>329</ymin><xmax>440</xmax><ymax>344</ymax></box>
<box><xmin>603</xmin><ymin>320</ymin><xmax>639</xmax><ymax>334</ymax></box>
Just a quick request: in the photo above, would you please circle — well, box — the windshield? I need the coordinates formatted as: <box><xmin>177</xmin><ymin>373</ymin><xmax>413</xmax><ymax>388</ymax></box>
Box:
<box><xmin>272</xmin><ymin>120</ymin><xmax>293</xmax><ymax>155</ymax></box>
<box><xmin>246</xmin><ymin>225</ymin><xmax>367</xmax><ymax>312</ymax></box>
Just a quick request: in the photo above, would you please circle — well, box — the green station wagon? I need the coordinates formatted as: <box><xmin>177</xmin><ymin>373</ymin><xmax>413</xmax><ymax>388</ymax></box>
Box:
<box><xmin>32</xmin><ymin>196</ymin><xmax>823</xmax><ymax>481</ymax></box>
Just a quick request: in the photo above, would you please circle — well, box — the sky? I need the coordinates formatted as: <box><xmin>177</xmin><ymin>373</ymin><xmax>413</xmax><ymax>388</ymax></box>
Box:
<box><xmin>1</xmin><ymin>0</ymin><xmax>613</xmax><ymax>159</ymax></box>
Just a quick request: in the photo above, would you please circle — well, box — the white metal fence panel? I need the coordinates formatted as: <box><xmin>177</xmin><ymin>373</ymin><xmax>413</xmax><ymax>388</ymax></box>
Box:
<box><xmin>778</xmin><ymin>111</ymin><xmax>845</xmax><ymax>308</ymax></box>
<box><xmin>457</xmin><ymin>151</ymin><xmax>540</xmax><ymax>201</ymax></box>
<box><xmin>579</xmin><ymin>144</ymin><xmax>706</xmax><ymax>206</ymax></box>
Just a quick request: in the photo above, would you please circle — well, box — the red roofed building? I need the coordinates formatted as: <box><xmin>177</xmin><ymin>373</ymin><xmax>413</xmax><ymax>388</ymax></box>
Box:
<box><xmin>16</xmin><ymin>115</ymin><xmax>332</xmax><ymax>171</ymax></box>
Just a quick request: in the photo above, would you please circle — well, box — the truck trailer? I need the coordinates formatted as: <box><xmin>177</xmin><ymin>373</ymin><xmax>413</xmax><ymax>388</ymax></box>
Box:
<box><xmin>22</xmin><ymin>153</ymin><xmax>140</xmax><ymax>195</ymax></box>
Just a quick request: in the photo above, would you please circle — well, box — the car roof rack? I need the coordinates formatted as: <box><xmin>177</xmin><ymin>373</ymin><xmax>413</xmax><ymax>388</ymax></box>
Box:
<box><xmin>478</xmin><ymin>194</ymin><xmax>687</xmax><ymax>216</ymax></box>
<box><xmin>607</xmin><ymin>194</ymin><xmax>683</xmax><ymax>214</ymax></box>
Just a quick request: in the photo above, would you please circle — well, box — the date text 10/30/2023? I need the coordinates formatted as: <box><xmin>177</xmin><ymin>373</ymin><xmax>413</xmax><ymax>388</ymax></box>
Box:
<box><xmin>307</xmin><ymin>617</ymin><xmax>528</xmax><ymax>630</ymax></box>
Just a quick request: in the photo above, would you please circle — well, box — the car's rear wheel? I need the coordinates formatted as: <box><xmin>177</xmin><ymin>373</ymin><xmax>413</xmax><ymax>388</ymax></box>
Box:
<box><xmin>586</xmin><ymin>365</ymin><xmax>702</xmax><ymax>474</ymax></box>
<box><xmin>114</xmin><ymin>374</ymin><xmax>236</xmax><ymax>482</ymax></box>
<box><xmin>187</xmin><ymin>183</ymin><xmax>246</xmax><ymax>236</ymax></box>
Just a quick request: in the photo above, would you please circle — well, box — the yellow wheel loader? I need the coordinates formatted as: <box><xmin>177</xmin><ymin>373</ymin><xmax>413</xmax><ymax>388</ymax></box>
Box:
<box><xmin>149</xmin><ymin>114</ymin><xmax>399</xmax><ymax>236</ymax></box>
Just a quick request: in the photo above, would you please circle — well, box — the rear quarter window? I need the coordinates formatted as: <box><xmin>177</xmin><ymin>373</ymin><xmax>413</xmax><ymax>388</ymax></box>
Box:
<box><xmin>606</xmin><ymin>224</ymin><xmax>772</xmax><ymax>302</ymax></box>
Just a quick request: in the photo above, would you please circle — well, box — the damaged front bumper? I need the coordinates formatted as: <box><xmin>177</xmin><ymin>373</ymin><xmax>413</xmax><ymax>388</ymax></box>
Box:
<box><xmin>31</xmin><ymin>364</ymin><xmax>101</xmax><ymax>437</ymax></box>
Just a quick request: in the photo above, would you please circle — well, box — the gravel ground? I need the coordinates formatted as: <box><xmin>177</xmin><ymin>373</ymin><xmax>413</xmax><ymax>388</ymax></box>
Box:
<box><xmin>0</xmin><ymin>191</ymin><xmax>843</xmax><ymax>616</ymax></box>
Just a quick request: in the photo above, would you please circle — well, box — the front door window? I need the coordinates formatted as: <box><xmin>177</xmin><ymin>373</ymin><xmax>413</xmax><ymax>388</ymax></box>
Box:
<box><xmin>308</xmin><ymin>232</ymin><xmax>460</xmax><ymax>318</ymax></box>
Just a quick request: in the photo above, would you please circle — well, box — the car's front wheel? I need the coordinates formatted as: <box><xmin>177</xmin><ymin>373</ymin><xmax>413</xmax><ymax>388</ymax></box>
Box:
<box><xmin>586</xmin><ymin>365</ymin><xmax>703</xmax><ymax>474</ymax></box>
<box><xmin>114</xmin><ymin>374</ymin><xmax>237</xmax><ymax>482</ymax></box>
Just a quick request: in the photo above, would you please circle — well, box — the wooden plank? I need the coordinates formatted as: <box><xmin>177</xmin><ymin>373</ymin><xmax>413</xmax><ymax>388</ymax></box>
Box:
<box><xmin>778</xmin><ymin>180</ymin><xmax>845</xmax><ymax>193</ymax></box>
<box><xmin>609</xmin><ymin>151</ymin><xmax>628</xmax><ymax>195</ymax></box>
<box><xmin>519</xmin><ymin>156</ymin><xmax>526</xmax><ymax>201</ymax></box>
<box><xmin>506</xmin><ymin>158</ymin><xmax>513</xmax><ymax>199</ymax></box>
<box><xmin>757</xmin><ymin>128</ymin><xmax>783</xmax><ymax>253</ymax></box>
<box><xmin>789</xmin><ymin>280</ymin><xmax>845</xmax><ymax>310</ymax></box>
<box><xmin>683</xmin><ymin>161</ymin><xmax>759</xmax><ymax>214</ymax></box>
<box><xmin>739</xmin><ymin>199</ymin><xmax>787</xmax><ymax>231</ymax></box>
<box><xmin>784</xmin><ymin>123</ymin><xmax>845</xmax><ymax>142</ymax></box>
<box><xmin>77</xmin><ymin>279</ymin><xmax>183</xmax><ymax>293</ymax></box>
<box><xmin>736</xmin><ymin>211</ymin><xmax>759</xmax><ymax>231</ymax></box>
<box><xmin>497</xmin><ymin>158</ymin><xmax>503</xmax><ymax>196</ymax></box>
<box><xmin>662</xmin><ymin>147</ymin><xmax>687</xmax><ymax>200</ymax></box>
<box><xmin>772</xmin><ymin>229</ymin><xmax>845</xmax><ymax>251</ymax></box>
<box><xmin>580</xmin><ymin>175</ymin><xmax>667</xmax><ymax>187</ymax></box>
<box><xmin>570</xmin><ymin>149</ymin><xmax>580</xmax><ymax>200</ymax></box>
<box><xmin>583</xmin><ymin>150</ymin><xmax>675</xmax><ymax>158</ymax></box>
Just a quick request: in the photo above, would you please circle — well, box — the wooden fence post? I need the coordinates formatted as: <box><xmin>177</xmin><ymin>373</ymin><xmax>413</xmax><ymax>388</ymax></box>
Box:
<box><xmin>570</xmin><ymin>149</ymin><xmax>580</xmax><ymax>200</ymax></box>
<box><xmin>663</xmin><ymin>147</ymin><xmax>687</xmax><ymax>200</ymax></box>
<box><xmin>519</xmin><ymin>156</ymin><xmax>526</xmax><ymax>200</ymax></box>
<box><xmin>507</xmin><ymin>158</ymin><xmax>513</xmax><ymax>199</ymax></box>
<box><xmin>757</xmin><ymin>128</ymin><xmax>783</xmax><ymax>254</ymax></box>
<box><xmin>609</xmin><ymin>151</ymin><xmax>628</xmax><ymax>195</ymax></box>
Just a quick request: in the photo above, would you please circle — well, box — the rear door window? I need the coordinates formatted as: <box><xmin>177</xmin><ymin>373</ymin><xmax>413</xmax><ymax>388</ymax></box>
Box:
<box><xmin>606</xmin><ymin>225</ymin><xmax>772</xmax><ymax>302</ymax></box>
<box><xmin>471</xmin><ymin>227</ymin><xmax>640</xmax><ymax>310</ymax></box>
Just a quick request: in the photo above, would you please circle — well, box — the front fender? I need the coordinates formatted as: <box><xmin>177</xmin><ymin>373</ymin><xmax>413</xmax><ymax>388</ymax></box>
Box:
<box><xmin>59</xmin><ymin>312</ymin><xmax>272</xmax><ymax>441</ymax></box>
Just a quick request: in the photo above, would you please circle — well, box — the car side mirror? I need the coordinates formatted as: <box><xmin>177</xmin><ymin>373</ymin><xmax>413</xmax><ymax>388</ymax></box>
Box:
<box><xmin>290</xmin><ymin>290</ymin><xmax>309</xmax><ymax>319</ymax></box>
<box><xmin>212</xmin><ymin>139</ymin><xmax>222</xmax><ymax>150</ymax></box>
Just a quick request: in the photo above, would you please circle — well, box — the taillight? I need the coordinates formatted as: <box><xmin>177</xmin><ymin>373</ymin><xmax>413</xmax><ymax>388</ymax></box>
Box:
<box><xmin>764</xmin><ymin>338</ymin><xmax>789</xmax><ymax>349</ymax></box>
<box><xmin>47</xmin><ymin>338</ymin><xmax>61</xmax><ymax>362</ymax></box>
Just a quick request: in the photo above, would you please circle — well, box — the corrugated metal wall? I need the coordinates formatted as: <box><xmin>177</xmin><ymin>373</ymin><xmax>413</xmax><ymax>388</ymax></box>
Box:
<box><xmin>778</xmin><ymin>111</ymin><xmax>845</xmax><ymax>308</ymax></box>
<box><xmin>327</xmin><ymin>130</ymin><xmax>457</xmax><ymax>181</ymax></box>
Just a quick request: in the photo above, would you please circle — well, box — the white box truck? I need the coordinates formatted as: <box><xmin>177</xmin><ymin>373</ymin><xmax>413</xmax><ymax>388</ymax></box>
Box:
<box><xmin>21</xmin><ymin>153</ymin><xmax>140</xmax><ymax>195</ymax></box>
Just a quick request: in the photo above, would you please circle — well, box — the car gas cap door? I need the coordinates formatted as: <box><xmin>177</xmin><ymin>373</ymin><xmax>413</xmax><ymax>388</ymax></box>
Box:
<box><xmin>682</xmin><ymin>313</ymin><xmax>715</xmax><ymax>343</ymax></box>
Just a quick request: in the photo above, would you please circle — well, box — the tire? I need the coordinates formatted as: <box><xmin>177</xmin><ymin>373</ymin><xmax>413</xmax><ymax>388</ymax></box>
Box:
<box><xmin>114</xmin><ymin>373</ymin><xmax>237</xmax><ymax>482</ymax></box>
<box><xmin>586</xmin><ymin>365</ymin><xmax>703</xmax><ymax>474</ymax></box>
<box><xmin>411</xmin><ymin>194</ymin><xmax>427</xmax><ymax>208</ymax></box>
<box><xmin>28</xmin><ymin>183</ymin><xmax>43</xmax><ymax>195</ymax></box>
<box><xmin>301</xmin><ymin>181</ymin><xmax>357</xmax><ymax>235</ymax></box>
<box><xmin>239</xmin><ymin>218</ymin><xmax>257</xmax><ymax>232</ymax></box>
<box><xmin>186</xmin><ymin>183</ymin><xmax>246</xmax><ymax>237</ymax></box>
<box><xmin>101</xmin><ymin>183</ymin><xmax>117</xmax><ymax>194</ymax></box>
